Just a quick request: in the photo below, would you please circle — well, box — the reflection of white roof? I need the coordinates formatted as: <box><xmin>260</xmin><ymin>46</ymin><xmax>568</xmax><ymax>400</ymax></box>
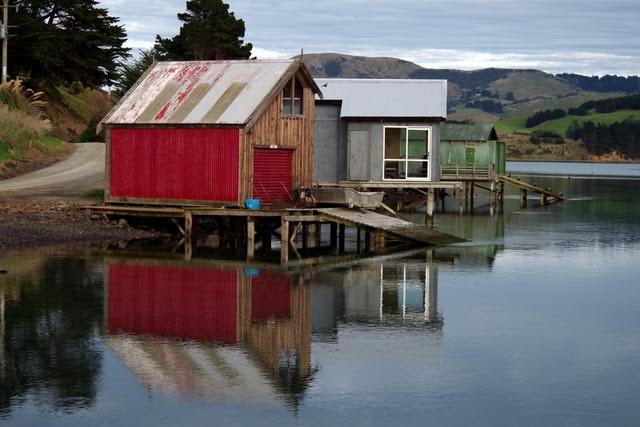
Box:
<box><xmin>106</xmin><ymin>335</ymin><xmax>284</xmax><ymax>406</ymax></box>
<box><xmin>315</xmin><ymin>78</ymin><xmax>447</xmax><ymax>119</ymax></box>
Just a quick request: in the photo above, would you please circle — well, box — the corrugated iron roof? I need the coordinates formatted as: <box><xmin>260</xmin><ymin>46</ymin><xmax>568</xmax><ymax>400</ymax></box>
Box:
<box><xmin>315</xmin><ymin>78</ymin><xmax>447</xmax><ymax>119</ymax></box>
<box><xmin>103</xmin><ymin>59</ymin><xmax>299</xmax><ymax>126</ymax></box>
<box><xmin>441</xmin><ymin>124</ymin><xmax>498</xmax><ymax>142</ymax></box>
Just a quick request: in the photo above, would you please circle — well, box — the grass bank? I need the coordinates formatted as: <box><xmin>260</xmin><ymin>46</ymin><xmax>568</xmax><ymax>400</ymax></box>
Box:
<box><xmin>496</xmin><ymin>109</ymin><xmax>640</xmax><ymax>135</ymax></box>
<box><xmin>0</xmin><ymin>82</ymin><xmax>67</xmax><ymax>167</ymax></box>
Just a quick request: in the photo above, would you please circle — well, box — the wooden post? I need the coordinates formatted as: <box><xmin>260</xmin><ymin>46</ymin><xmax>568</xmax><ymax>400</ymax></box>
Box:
<box><xmin>540</xmin><ymin>193</ymin><xmax>547</xmax><ymax>205</ymax></box>
<box><xmin>338</xmin><ymin>224</ymin><xmax>346</xmax><ymax>254</ymax></box>
<box><xmin>247</xmin><ymin>218</ymin><xmax>255</xmax><ymax>261</ymax></box>
<box><xmin>302</xmin><ymin>223</ymin><xmax>308</xmax><ymax>250</ymax></box>
<box><xmin>280</xmin><ymin>218</ymin><xmax>289</xmax><ymax>265</ymax></box>
<box><xmin>520</xmin><ymin>189</ymin><xmax>528</xmax><ymax>208</ymax></box>
<box><xmin>184</xmin><ymin>211</ymin><xmax>193</xmax><ymax>239</ymax></box>
<box><xmin>426</xmin><ymin>188</ymin><xmax>435</xmax><ymax>229</ymax></box>
<box><xmin>356</xmin><ymin>227</ymin><xmax>362</xmax><ymax>253</ymax></box>
<box><xmin>330</xmin><ymin>223</ymin><xmax>338</xmax><ymax>250</ymax></box>
<box><xmin>489</xmin><ymin>180</ymin><xmax>496</xmax><ymax>206</ymax></box>
<box><xmin>499</xmin><ymin>181</ymin><xmax>505</xmax><ymax>205</ymax></box>
<box><xmin>310</xmin><ymin>223</ymin><xmax>320</xmax><ymax>248</ymax></box>
<box><xmin>374</xmin><ymin>230</ymin><xmax>385</xmax><ymax>252</ymax></box>
<box><xmin>365</xmin><ymin>230</ymin><xmax>371</xmax><ymax>252</ymax></box>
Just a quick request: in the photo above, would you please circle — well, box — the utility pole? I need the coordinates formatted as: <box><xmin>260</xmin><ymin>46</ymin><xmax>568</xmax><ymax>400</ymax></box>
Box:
<box><xmin>1</xmin><ymin>0</ymin><xmax>8</xmax><ymax>84</ymax></box>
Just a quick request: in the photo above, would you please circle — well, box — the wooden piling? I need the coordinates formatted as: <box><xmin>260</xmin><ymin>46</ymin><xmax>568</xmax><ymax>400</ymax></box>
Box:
<box><xmin>364</xmin><ymin>230</ymin><xmax>371</xmax><ymax>252</ymax></box>
<box><xmin>426</xmin><ymin>187</ymin><xmax>435</xmax><ymax>229</ymax></box>
<box><xmin>338</xmin><ymin>224</ymin><xmax>346</xmax><ymax>254</ymax></box>
<box><xmin>280</xmin><ymin>218</ymin><xmax>289</xmax><ymax>265</ymax></box>
<box><xmin>330</xmin><ymin>223</ymin><xmax>337</xmax><ymax>249</ymax></box>
<box><xmin>247</xmin><ymin>218</ymin><xmax>255</xmax><ymax>261</ymax></box>
<box><xmin>374</xmin><ymin>230</ymin><xmax>385</xmax><ymax>252</ymax></box>
<box><xmin>520</xmin><ymin>189</ymin><xmax>528</xmax><ymax>208</ymax></box>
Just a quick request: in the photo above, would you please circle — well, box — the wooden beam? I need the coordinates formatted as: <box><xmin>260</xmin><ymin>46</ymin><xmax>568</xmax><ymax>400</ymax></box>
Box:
<box><xmin>280</xmin><ymin>218</ymin><xmax>289</xmax><ymax>265</ymax></box>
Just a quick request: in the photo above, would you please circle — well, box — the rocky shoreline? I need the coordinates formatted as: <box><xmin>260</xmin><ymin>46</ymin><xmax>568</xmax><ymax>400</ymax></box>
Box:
<box><xmin>0</xmin><ymin>201</ymin><xmax>170</xmax><ymax>251</ymax></box>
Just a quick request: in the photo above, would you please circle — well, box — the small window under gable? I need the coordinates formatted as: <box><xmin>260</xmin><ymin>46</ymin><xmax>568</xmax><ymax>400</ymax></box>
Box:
<box><xmin>282</xmin><ymin>76</ymin><xmax>304</xmax><ymax>116</ymax></box>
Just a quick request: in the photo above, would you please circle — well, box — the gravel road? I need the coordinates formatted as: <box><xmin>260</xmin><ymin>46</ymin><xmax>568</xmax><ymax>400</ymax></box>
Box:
<box><xmin>0</xmin><ymin>143</ymin><xmax>105</xmax><ymax>199</ymax></box>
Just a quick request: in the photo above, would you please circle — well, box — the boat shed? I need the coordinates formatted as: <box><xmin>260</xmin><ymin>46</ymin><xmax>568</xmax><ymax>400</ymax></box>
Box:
<box><xmin>314</xmin><ymin>78</ymin><xmax>447</xmax><ymax>184</ymax></box>
<box><xmin>440</xmin><ymin>123</ymin><xmax>506</xmax><ymax>180</ymax></box>
<box><xmin>99</xmin><ymin>59</ymin><xmax>321</xmax><ymax>206</ymax></box>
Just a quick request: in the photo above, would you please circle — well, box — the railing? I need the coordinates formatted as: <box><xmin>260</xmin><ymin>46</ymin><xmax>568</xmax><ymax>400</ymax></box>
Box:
<box><xmin>440</xmin><ymin>163</ymin><xmax>495</xmax><ymax>180</ymax></box>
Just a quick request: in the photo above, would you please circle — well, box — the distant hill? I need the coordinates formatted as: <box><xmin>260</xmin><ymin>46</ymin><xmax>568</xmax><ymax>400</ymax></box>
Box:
<box><xmin>303</xmin><ymin>53</ymin><xmax>638</xmax><ymax>121</ymax></box>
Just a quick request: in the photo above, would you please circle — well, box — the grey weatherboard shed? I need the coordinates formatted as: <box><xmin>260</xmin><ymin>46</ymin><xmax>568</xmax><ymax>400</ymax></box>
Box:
<box><xmin>314</xmin><ymin>78</ymin><xmax>447</xmax><ymax>184</ymax></box>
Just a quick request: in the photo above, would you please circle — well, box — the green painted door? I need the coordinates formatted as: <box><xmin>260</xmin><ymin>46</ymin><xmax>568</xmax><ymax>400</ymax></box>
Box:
<box><xmin>465</xmin><ymin>146</ymin><xmax>476</xmax><ymax>164</ymax></box>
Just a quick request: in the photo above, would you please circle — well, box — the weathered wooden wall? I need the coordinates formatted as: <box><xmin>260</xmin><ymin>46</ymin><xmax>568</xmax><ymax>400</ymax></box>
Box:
<box><xmin>239</xmin><ymin>79</ymin><xmax>316</xmax><ymax>202</ymax></box>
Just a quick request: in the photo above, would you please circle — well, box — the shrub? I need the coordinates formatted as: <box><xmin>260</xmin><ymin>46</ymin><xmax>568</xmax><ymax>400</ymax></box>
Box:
<box><xmin>529</xmin><ymin>130</ymin><xmax>565</xmax><ymax>145</ymax></box>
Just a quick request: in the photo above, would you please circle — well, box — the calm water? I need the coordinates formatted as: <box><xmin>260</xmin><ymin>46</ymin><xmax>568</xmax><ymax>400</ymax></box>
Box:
<box><xmin>1</xmin><ymin>175</ymin><xmax>640</xmax><ymax>425</ymax></box>
<box><xmin>508</xmin><ymin>160</ymin><xmax>640</xmax><ymax>177</ymax></box>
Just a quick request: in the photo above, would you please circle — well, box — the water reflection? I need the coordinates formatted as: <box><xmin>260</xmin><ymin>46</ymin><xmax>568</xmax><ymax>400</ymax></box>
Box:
<box><xmin>102</xmin><ymin>251</ymin><xmax>445</xmax><ymax>409</ymax></box>
<box><xmin>104</xmin><ymin>258</ymin><xmax>313</xmax><ymax>408</ymax></box>
<box><xmin>0</xmin><ymin>256</ymin><xmax>103</xmax><ymax>416</ymax></box>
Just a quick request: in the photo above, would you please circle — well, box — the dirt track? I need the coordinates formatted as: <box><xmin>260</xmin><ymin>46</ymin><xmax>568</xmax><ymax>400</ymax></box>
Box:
<box><xmin>0</xmin><ymin>143</ymin><xmax>171</xmax><ymax>250</ymax></box>
<box><xmin>0</xmin><ymin>142</ymin><xmax>105</xmax><ymax>199</ymax></box>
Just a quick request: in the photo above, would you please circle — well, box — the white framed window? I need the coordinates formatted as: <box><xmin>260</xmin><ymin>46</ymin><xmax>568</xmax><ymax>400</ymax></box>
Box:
<box><xmin>382</xmin><ymin>126</ymin><xmax>432</xmax><ymax>180</ymax></box>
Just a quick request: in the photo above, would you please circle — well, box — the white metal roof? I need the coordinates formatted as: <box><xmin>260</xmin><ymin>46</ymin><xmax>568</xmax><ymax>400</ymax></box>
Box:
<box><xmin>104</xmin><ymin>59</ymin><xmax>298</xmax><ymax>126</ymax></box>
<box><xmin>315</xmin><ymin>78</ymin><xmax>447</xmax><ymax>119</ymax></box>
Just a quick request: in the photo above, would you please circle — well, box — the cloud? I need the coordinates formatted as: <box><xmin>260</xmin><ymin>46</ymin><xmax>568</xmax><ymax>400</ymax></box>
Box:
<box><xmin>98</xmin><ymin>0</ymin><xmax>640</xmax><ymax>75</ymax></box>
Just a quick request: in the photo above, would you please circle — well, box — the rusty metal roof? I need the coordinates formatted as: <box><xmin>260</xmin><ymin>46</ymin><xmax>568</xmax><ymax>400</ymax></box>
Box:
<box><xmin>315</xmin><ymin>78</ymin><xmax>447</xmax><ymax>119</ymax></box>
<box><xmin>103</xmin><ymin>59</ymin><xmax>300</xmax><ymax>126</ymax></box>
<box><xmin>441</xmin><ymin>124</ymin><xmax>498</xmax><ymax>142</ymax></box>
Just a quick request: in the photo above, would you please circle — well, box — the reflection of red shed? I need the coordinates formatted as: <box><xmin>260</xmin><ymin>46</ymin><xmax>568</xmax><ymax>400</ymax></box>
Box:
<box><xmin>106</xmin><ymin>261</ymin><xmax>294</xmax><ymax>344</ymax></box>
<box><xmin>99</xmin><ymin>59</ymin><xmax>321</xmax><ymax>206</ymax></box>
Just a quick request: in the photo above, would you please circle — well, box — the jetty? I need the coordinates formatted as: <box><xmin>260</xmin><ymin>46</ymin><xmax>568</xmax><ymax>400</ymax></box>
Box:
<box><xmin>88</xmin><ymin>204</ymin><xmax>464</xmax><ymax>265</ymax></box>
<box><xmin>497</xmin><ymin>175</ymin><xmax>565</xmax><ymax>206</ymax></box>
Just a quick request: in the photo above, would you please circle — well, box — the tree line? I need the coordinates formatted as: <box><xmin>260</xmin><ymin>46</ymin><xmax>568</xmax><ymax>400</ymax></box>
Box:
<box><xmin>525</xmin><ymin>93</ymin><xmax>640</xmax><ymax>128</ymax></box>
<box><xmin>566</xmin><ymin>119</ymin><xmax>640</xmax><ymax>157</ymax></box>
<box><xmin>525</xmin><ymin>108</ymin><xmax>566</xmax><ymax>128</ymax></box>
<box><xmin>464</xmin><ymin>99</ymin><xmax>504</xmax><ymax>114</ymax></box>
<box><xmin>579</xmin><ymin>93</ymin><xmax>640</xmax><ymax>114</ymax></box>
<box><xmin>5</xmin><ymin>0</ymin><xmax>252</xmax><ymax>93</ymax></box>
<box><xmin>556</xmin><ymin>73</ymin><xmax>640</xmax><ymax>94</ymax></box>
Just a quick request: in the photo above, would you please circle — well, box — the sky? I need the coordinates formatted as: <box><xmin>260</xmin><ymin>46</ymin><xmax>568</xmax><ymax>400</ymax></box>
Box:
<box><xmin>99</xmin><ymin>0</ymin><xmax>640</xmax><ymax>76</ymax></box>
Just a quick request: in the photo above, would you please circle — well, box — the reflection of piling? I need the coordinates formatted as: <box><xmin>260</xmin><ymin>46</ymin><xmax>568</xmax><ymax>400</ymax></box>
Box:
<box><xmin>520</xmin><ymin>189</ymin><xmax>528</xmax><ymax>208</ymax></box>
<box><xmin>0</xmin><ymin>293</ymin><xmax>4</xmax><ymax>379</ymax></box>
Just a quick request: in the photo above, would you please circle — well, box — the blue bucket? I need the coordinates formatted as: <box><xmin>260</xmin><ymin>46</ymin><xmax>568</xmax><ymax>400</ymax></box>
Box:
<box><xmin>245</xmin><ymin>198</ymin><xmax>261</xmax><ymax>209</ymax></box>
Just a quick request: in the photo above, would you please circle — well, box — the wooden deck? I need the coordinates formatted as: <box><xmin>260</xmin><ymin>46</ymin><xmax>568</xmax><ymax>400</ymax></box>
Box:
<box><xmin>317</xmin><ymin>207</ymin><xmax>465</xmax><ymax>246</ymax></box>
<box><xmin>87</xmin><ymin>203</ymin><xmax>465</xmax><ymax>265</ymax></box>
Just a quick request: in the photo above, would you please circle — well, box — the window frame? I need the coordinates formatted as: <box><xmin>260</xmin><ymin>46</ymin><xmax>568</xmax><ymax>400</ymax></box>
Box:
<box><xmin>282</xmin><ymin>76</ymin><xmax>304</xmax><ymax>117</ymax></box>
<box><xmin>382</xmin><ymin>125</ymin><xmax>432</xmax><ymax>181</ymax></box>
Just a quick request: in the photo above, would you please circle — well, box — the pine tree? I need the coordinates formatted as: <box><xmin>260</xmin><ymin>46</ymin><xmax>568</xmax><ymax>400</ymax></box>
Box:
<box><xmin>114</xmin><ymin>49</ymin><xmax>157</xmax><ymax>95</ymax></box>
<box><xmin>154</xmin><ymin>0</ymin><xmax>252</xmax><ymax>61</ymax></box>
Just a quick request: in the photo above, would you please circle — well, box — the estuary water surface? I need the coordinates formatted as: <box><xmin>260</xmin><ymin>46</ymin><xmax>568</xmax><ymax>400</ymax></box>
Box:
<box><xmin>1</xmin><ymin>172</ymin><xmax>640</xmax><ymax>426</ymax></box>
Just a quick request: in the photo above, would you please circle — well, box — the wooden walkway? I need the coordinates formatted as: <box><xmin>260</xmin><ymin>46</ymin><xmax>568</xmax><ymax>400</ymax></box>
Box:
<box><xmin>498</xmin><ymin>175</ymin><xmax>565</xmax><ymax>204</ymax></box>
<box><xmin>317</xmin><ymin>207</ymin><xmax>465</xmax><ymax>246</ymax></box>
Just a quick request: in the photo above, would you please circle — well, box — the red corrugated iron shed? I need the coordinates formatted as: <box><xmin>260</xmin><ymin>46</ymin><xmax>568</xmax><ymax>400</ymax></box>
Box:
<box><xmin>100</xmin><ymin>59</ymin><xmax>321</xmax><ymax>206</ymax></box>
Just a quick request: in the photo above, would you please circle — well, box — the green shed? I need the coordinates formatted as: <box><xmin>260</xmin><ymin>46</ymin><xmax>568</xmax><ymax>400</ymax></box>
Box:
<box><xmin>440</xmin><ymin>124</ymin><xmax>506</xmax><ymax>180</ymax></box>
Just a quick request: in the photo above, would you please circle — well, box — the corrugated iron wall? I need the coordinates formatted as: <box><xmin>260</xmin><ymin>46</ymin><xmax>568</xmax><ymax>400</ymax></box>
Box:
<box><xmin>107</xmin><ymin>263</ymin><xmax>239</xmax><ymax>344</ymax></box>
<box><xmin>109</xmin><ymin>128</ymin><xmax>239</xmax><ymax>203</ymax></box>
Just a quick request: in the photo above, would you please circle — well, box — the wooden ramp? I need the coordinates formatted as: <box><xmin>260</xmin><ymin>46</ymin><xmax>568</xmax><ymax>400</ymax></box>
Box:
<box><xmin>317</xmin><ymin>208</ymin><xmax>465</xmax><ymax>246</ymax></box>
<box><xmin>498</xmin><ymin>175</ymin><xmax>565</xmax><ymax>203</ymax></box>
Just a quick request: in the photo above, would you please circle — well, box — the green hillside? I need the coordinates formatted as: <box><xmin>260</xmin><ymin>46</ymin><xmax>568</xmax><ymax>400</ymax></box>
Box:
<box><xmin>489</xmin><ymin>71</ymin><xmax>574</xmax><ymax>99</ymax></box>
<box><xmin>495</xmin><ymin>110</ymin><xmax>640</xmax><ymax>135</ymax></box>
